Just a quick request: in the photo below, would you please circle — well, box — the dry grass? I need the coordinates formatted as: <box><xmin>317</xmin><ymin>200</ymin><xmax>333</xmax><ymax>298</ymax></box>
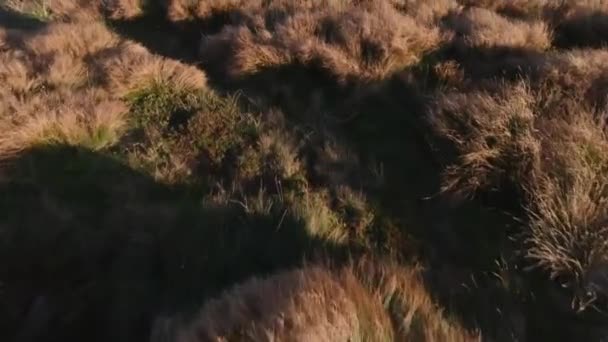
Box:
<box><xmin>429</xmin><ymin>82</ymin><xmax>541</xmax><ymax>197</ymax></box>
<box><xmin>172</xmin><ymin>266</ymin><xmax>391</xmax><ymax>342</ymax></box>
<box><xmin>0</xmin><ymin>88</ymin><xmax>127</xmax><ymax>155</ymax></box>
<box><xmin>99</xmin><ymin>41</ymin><xmax>207</xmax><ymax>96</ymax></box>
<box><xmin>446</xmin><ymin>7</ymin><xmax>552</xmax><ymax>51</ymax></box>
<box><xmin>391</xmin><ymin>0</ymin><xmax>460</xmax><ymax>22</ymax></box>
<box><xmin>1</xmin><ymin>0</ymin><xmax>148</xmax><ymax>20</ymax></box>
<box><xmin>537</xmin><ymin>49</ymin><xmax>608</xmax><ymax>107</ymax></box>
<box><xmin>162</xmin><ymin>260</ymin><xmax>478</xmax><ymax>342</ymax></box>
<box><xmin>200</xmin><ymin>0</ymin><xmax>443</xmax><ymax>82</ymax></box>
<box><xmin>526</xmin><ymin>107</ymin><xmax>608</xmax><ymax>311</ymax></box>
<box><xmin>163</xmin><ymin>0</ymin><xmax>256</xmax><ymax>22</ymax></box>
<box><xmin>0</xmin><ymin>13</ymin><xmax>206</xmax><ymax>158</ymax></box>
<box><xmin>430</xmin><ymin>77</ymin><xmax>608</xmax><ymax>310</ymax></box>
<box><xmin>25</xmin><ymin>19</ymin><xmax>119</xmax><ymax>56</ymax></box>
<box><xmin>103</xmin><ymin>0</ymin><xmax>145</xmax><ymax>19</ymax></box>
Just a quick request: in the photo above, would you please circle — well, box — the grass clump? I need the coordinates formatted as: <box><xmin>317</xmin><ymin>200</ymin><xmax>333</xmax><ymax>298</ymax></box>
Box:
<box><xmin>526</xmin><ymin>110</ymin><xmax>608</xmax><ymax>312</ymax></box>
<box><xmin>429</xmin><ymin>82</ymin><xmax>540</xmax><ymax>198</ymax></box>
<box><xmin>430</xmin><ymin>78</ymin><xmax>608</xmax><ymax>312</ymax></box>
<box><xmin>161</xmin><ymin>260</ymin><xmax>478</xmax><ymax>342</ymax></box>
<box><xmin>200</xmin><ymin>0</ymin><xmax>444</xmax><ymax>83</ymax></box>
<box><xmin>446</xmin><ymin>7</ymin><xmax>553</xmax><ymax>51</ymax></box>
<box><xmin>0</xmin><ymin>11</ymin><xmax>207</xmax><ymax>159</ymax></box>
<box><xmin>2</xmin><ymin>0</ymin><xmax>53</xmax><ymax>20</ymax></box>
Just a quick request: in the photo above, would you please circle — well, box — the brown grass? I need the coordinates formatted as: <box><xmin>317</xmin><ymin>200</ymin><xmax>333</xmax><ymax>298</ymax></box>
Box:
<box><xmin>446</xmin><ymin>7</ymin><xmax>552</xmax><ymax>51</ymax></box>
<box><xmin>429</xmin><ymin>82</ymin><xmax>541</xmax><ymax>197</ymax></box>
<box><xmin>2</xmin><ymin>0</ymin><xmax>149</xmax><ymax>20</ymax></box>
<box><xmin>99</xmin><ymin>41</ymin><xmax>207</xmax><ymax>95</ymax></box>
<box><xmin>164</xmin><ymin>0</ymin><xmax>256</xmax><ymax>22</ymax></box>
<box><xmin>0</xmin><ymin>88</ymin><xmax>127</xmax><ymax>155</ymax></box>
<box><xmin>537</xmin><ymin>49</ymin><xmax>608</xmax><ymax>107</ymax></box>
<box><xmin>430</xmin><ymin>77</ymin><xmax>608</xmax><ymax>310</ymax></box>
<box><xmin>392</xmin><ymin>0</ymin><xmax>460</xmax><ymax>22</ymax></box>
<box><xmin>200</xmin><ymin>0</ymin><xmax>443</xmax><ymax>82</ymax></box>
<box><xmin>103</xmin><ymin>0</ymin><xmax>145</xmax><ymax>19</ymax></box>
<box><xmin>0</xmin><ymin>9</ymin><xmax>207</xmax><ymax>159</ymax></box>
<box><xmin>526</xmin><ymin>106</ymin><xmax>608</xmax><ymax>311</ymax></box>
<box><xmin>162</xmin><ymin>260</ymin><xmax>478</xmax><ymax>342</ymax></box>
<box><xmin>25</xmin><ymin>20</ymin><xmax>118</xmax><ymax>60</ymax></box>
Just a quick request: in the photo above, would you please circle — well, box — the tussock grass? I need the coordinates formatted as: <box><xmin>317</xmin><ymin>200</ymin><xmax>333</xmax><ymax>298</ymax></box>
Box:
<box><xmin>392</xmin><ymin>0</ymin><xmax>460</xmax><ymax>22</ymax></box>
<box><xmin>165</xmin><ymin>260</ymin><xmax>478</xmax><ymax>342</ymax></box>
<box><xmin>429</xmin><ymin>82</ymin><xmax>540</xmax><ymax>197</ymax></box>
<box><xmin>446</xmin><ymin>7</ymin><xmax>552</xmax><ymax>51</ymax></box>
<box><xmin>200</xmin><ymin>0</ymin><xmax>443</xmax><ymax>82</ymax></box>
<box><xmin>0</xmin><ymin>12</ymin><xmax>206</xmax><ymax>158</ymax></box>
<box><xmin>430</xmin><ymin>78</ymin><xmax>608</xmax><ymax>311</ymax></box>
<box><xmin>526</xmin><ymin>106</ymin><xmax>608</xmax><ymax>311</ymax></box>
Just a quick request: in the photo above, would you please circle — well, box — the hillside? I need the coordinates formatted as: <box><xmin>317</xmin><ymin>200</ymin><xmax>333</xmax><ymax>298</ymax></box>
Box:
<box><xmin>1</xmin><ymin>0</ymin><xmax>608</xmax><ymax>341</ymax></box>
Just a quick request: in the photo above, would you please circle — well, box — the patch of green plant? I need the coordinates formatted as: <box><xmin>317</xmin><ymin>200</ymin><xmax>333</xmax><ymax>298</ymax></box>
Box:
<box><xmin>126</xmin><ymin>82</ymin><xmax>200</xmax><ymax>128</ymax></box>
<box><xmin>123</xmin><ymin>85</ymin><xmax>261</xmax><ymax>185</ymax></box>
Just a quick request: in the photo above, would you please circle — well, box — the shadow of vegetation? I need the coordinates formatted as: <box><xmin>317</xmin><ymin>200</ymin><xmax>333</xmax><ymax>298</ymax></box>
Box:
<box><xmin>0</xmin><ymin>7</ymin><xmax>47</xmax><ymax>31</ymax></box>
<box><xmin>0</xmin><ymin>145</ymin><xmax>346</xmax><ymax>342</ymax></box>
<box><xmin>439</xmin><ymin>44</ymin><xmax>547</xmax><ymax>83</ymax></box>
<box><xmin>553</xmin><ymin>11</ymin><xmax>608</xmax><ymax>49</ymax></box>
<box><xmin>105</xmin><ymin>5</ymin><xmax>246</xmax><ymax>65</ymax></box>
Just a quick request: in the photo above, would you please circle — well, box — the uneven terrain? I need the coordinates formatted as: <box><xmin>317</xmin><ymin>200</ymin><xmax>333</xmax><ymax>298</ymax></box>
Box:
<box><xmin>1</xmin><ymin>0</ymin><xmax>608</xmax><ymax>341</ymax></box>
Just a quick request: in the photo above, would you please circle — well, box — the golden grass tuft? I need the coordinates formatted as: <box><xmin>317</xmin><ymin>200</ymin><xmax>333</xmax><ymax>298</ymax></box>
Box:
<box><xmin>102</xmin><ymin>0</ymin><xmax>145</xmax><ymax>19</ymax></box>
<box><xmin>25</xmin><ymin>20</ymin><xmax>119</xmax><ymax>57</ymax></box>
<box><xmin>0</xmin><ymin>50</ymin><xmax>39</xmax><ymax>93</ymax></box>
<box><xmin>392</xmin><ymin>0</ymin><xmax>461</xmax><ymax>22</ymax></box>
<box><xmin>201</xmin><ymin>0</ymin><xmax>443</xmax><ymax>82</ymax></box>
<box><xmin>99</xmin><ymin>41</ymin><xmax>207</xmax><ymax>95</ymax></box>
<box><xmin>537</xmin><ymin>49</ymin><xmax>608</xmax><ymax>106</ymax></box>
<box><xmin>429</xmin><ymin>82</ymin><xmax>541</xmax><ymax>197</ymax></box>
<box><xmin>0</xmin><ymin>11</ymin><xmax>207</xmax><ymax>159</ymax></box>
<box><xmin>165</xmin><ymin>260</ymin><xmax>478</xmax><ymax>342</ymax></box>
<box><xmin>446</xmin><ymin>7</ymin><xmax>552</xmax><ymax>51</ymax></box>
<box><xmin>164</xmin><ymin>0</ymin><xmax>256</xmax><ymax>22</ymax></box>
<box><xmin>430</xmin><ymin>77</ymin><xmax>608</xmax><ymax>310</ymax></box>
<box><xmin>175</xmin><ymin>266</ymin><xmax>391</xmax><ymax>342</ymax></box>
<box><xmin>0</xmin><ymin>89</ymin><xmax>127</xmax><ymax>156</ymax></box>
<box><xmin>526</xmin><ymin>106</ymin><xmax>608</xmax><ymax>311</ymax></box>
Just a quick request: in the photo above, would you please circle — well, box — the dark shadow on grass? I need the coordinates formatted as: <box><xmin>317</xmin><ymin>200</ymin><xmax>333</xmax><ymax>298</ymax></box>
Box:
<box><xmin>0</xmin><ymin>145</ymin><xmax>347</xmax><ymax>342</ymax></box>
<box><xmin>439</xmin><ymin>44</ymin><xmax>547</xmax><ymax>83</ymax></box>
<box><xmin>553</xmin><ymin>11</ymin><xmax>608</xmax><ymax>49</ymax></box>
<box><xmin>0</xmin><ymin>7</ymin><xmax>47</xmax><ymax>31</ymax></box>
<box><xmin>106</xmin><ymin>15</ymin><xmax>201</xmax><ymax>64</ymax></box>
<box><xmin>105</xmin><ymin>6</ymin><xmax>246</xmax><ymax>66</ymax></box>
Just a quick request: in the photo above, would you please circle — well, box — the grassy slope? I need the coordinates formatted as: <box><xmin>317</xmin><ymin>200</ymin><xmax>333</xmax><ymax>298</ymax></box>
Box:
<box><xmin>1</xmin><ymin>0</ymin><xmax>608</xmax><ymax>341</ymax></box>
